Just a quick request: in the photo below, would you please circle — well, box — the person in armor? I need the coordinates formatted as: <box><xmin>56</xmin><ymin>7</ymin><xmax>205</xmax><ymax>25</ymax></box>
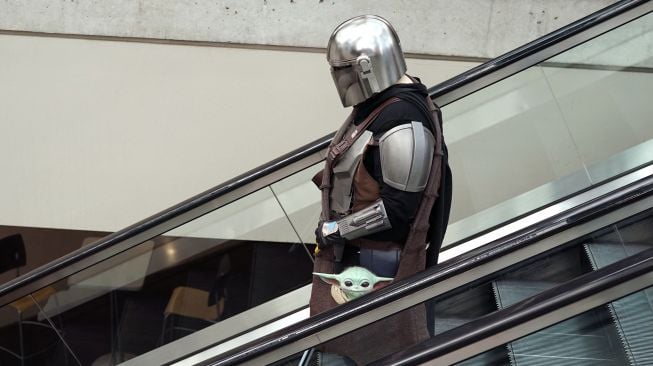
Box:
<box><xmin>307</xmin><ymin>15</ymin><xmax>452</xmax><ymax>365</ymax></box>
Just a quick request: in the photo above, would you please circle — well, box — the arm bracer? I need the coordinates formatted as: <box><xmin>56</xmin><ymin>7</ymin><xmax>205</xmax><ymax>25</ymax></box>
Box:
<box><xmin>324</xmin><ymin>199</ymin><xmax>392</xmax><ymax>240</ymax></box>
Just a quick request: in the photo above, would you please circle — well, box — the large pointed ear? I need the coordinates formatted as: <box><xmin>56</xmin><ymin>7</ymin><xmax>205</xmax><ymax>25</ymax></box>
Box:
<box><xmin>313</xmin><ymin>272</ymin><xmax>340</xmax><ymax>286</ymax></box>
<box><xmin>373</xmin><ymin>277</ymin><xmax>394</xmax><ymax>290</ymax></box>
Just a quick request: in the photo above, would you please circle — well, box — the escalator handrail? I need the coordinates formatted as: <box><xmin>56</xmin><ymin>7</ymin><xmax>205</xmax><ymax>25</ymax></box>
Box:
<box><xmin>192</xmin><ymin>172</ymin><xmax>653</xmax><ymax>366</ymax></box>
<box><xmin>0</xmin><ymin>0</ymin><xmax>647</xmax><ymax>307</ymax></box>
<box><xmin>371</xmin><ymin>246</ymin><xmax>653</xmax><ymax>366</ymax></box>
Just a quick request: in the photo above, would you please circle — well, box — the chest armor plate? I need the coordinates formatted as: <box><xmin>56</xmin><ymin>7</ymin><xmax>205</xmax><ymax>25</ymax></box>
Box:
<box><xmin>329</xmin><ymin>130</ymin><xmax>373</xmax><ymax>216</ymax></box>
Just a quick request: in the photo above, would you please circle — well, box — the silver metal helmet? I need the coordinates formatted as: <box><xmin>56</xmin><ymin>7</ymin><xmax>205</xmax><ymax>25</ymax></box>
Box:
<box><xmin>327</xmin><ymin>15</ymin><xmax>407</xmax><ymax>107</ymax></box>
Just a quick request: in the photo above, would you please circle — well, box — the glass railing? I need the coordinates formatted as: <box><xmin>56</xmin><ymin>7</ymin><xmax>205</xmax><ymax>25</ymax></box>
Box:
<box><xmin>270</xmin><ymin>196</ymin><xmax>653</xmax><ymax>365</ymax></box>
<box><xmin>441</xmin><ymin>10</ymin><xmax>653</xmax><ymax>246</ymax></box>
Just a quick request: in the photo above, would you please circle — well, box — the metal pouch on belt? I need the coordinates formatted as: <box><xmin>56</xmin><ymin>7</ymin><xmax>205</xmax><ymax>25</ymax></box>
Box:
<box><xmin>359</xmin><ymin>247</ymin><xmax>401</xmax><ymax>278</ymax></box>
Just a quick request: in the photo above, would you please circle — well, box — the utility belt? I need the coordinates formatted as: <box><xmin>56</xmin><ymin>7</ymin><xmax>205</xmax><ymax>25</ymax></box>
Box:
<box><xmin>334</xmin><ymin>244</ymin><xmax>401</xmax><ymax>278</ymax></box>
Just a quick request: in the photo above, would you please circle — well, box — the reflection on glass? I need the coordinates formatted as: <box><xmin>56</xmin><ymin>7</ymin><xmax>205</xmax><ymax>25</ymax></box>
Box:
<box><xmin>0</xmin><ymin>291</ymin><xmax>75</xmax><ymax>365</ymax></box>
<box><xmin>35</xmin><ymin>242</ymin><xmax>157</xmax><ymax>365</ymax></box>
<box><xmin>442</xmin><ymin>66</ymin><xmax>588</xmax><ymax>224</ymax></box>
<box><xmin>543</xmin><ymin>13</ymin><xmax>653</xmax><ymax>183</ymax></box>
<box><xmin>10</xmin><ymin>183</ymin><xmax>315</xmax><ymax>364</ymax></box>
<box><xmin>270</xmin><ymin>163</ymin><xmax>323</xmax><ymax>246</ymax></box>
<box><xmin>167</xmin><ymin>187</ymin><xmax>300</xmax><ymax>243</ymax></box>
<box><xmin>441</xmin><ymin>12</ymin><xmax>653</xmax><ymax>247</ymax></box>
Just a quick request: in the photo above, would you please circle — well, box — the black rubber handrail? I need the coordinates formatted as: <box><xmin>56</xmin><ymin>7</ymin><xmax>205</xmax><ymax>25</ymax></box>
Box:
<box><xmin>195</xmin><ymin>172</ymin><xmax>653</xmax><ymax>366</ymax></box>
<box><xmin>0</xmin><ymin>0</ymin><xmax>647</xmax><ymax>307</ymax></box>
<box><xmin>371</xmin><ymin>245</ymin><xmax>653</xmax><ymax>366</ymax></box>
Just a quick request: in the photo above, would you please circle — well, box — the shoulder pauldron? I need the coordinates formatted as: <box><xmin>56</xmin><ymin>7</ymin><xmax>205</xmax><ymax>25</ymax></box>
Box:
<box><xmin>379</xmin><ymin>121</ymin><xmax>435</xmax><ymax>192</ymax></box>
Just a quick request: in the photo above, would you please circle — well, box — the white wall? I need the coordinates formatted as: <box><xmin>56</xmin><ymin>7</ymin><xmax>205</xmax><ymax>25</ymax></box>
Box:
<box><xmin>0</xmin><ymin>33</ymin><xmax>478</xmax><ymax>232</ymax></box>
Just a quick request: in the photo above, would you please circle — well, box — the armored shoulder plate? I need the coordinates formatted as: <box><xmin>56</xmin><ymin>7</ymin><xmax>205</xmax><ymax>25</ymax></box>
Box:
<box><xmin>379</xmin><ymin>121</ymin><xmax>435</xmax><ymax>192</ymax></box>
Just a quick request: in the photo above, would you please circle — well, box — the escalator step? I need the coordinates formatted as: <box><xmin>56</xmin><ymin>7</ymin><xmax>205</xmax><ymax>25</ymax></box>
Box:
<box><xmin>584</xmin><ymin>242</ymin><xmax>650</xmax><ymax>269</ymax></box>
<box><xmin>432</xmin><ymin>318</ymin><xmax>498</xmax><ymax>366</ymax></box>
<box><xmin>432</xmin><ymin>317</ymin><xmax>468</xmax><ymax>335</ymax></box>
<box><xmin>608</xmin><ymin>290</ymin><xmax>653</xmax><ymax>365</ymax></box>
<box><xmin>493</xmin><ymin>280</ymin><xmax>555</xmax><ymax>308</ymax></box>
<box><xmin>430</xmin><ymin>317</ymin><xmax>508</xmax><ymax>365</ymax></box>
<box><xmin>493</xmin><ymin>280</ymin><xmax>618</xmax><ymax>366</ymax></box>
<box><xmin>585</xmin><ymin>242</ymin><xmax>653</xmax><ymax>365</ymax></box>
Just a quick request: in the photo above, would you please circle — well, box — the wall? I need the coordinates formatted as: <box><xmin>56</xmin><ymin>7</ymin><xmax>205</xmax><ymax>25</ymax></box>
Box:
<box><xmin>0</xmin><ymin>33</ymin><xmax>477</xmax><ymax>232</ymax></box>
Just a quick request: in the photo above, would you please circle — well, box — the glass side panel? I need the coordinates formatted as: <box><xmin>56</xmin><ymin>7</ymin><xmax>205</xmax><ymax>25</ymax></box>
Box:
<box><xmin>270</xmin><ymin>164</ymin><xmax>323</xmax><ymax>246</ymax></box>
<box><xmin>457</xmin><ymin>282</ymin><xmax>653</xmax><ymax>366</ymax></box>
<box><xmin>544</xmin><ymin>13</ymin><xmax>653</xmax><ymax>184</ymax></box>
<box><xmin>442</xmin><ymin>12</ymin><xmax>653</xmax><ymax>246</ymax></box>
<box><xmin>443</xmin><ymin>66</ymin><xmax>588</xmax><ymax>222</ymax></box>
<box><xmin>0</xmin><ymin>228</ymin><xmax>110</xmax><ymax>287</ymax></box>
<box><xmin>273</xmin><ymin>206</ymin><xmax>653</xmax><ymax>365</ymax></box>
<box><xmin>166</xmin><ymin>187</ymin><xmax>299</xmax><ymax>243</ymax></box>
<box><xmin>0</xmin><ymin>291</ymin><xmax>79</xmax><ymax>365</ymax></box>
<box><xmin>9</xmin><ymin>185</ymin><xmax>315</xmax><ymax>365</ymax></box>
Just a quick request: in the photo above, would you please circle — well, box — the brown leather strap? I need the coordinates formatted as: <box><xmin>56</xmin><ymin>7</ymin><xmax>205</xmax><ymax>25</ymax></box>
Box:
<box><xmin>320</xmin><ymin>97</ymin><xmax>401</xmax><ymax>221</ymax></box>
<box><xmin>396</xmin><ymin>97</ymin><xmax>444</xmax><ymax>279</ymax></box>
<box><xmin>327</xmin><ymin>97</ymin><xmax>401</xmax><ymax>164</ymax></box>
<box><xmin>411</xmin><ymin>97</ymin><xmax>444</xmax><ymax>235</ymax></box>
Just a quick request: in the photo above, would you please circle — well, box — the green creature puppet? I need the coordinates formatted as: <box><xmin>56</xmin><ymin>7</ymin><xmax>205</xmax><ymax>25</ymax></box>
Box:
<box><xmin>314</xmin><ymin>266</ymin><xmax>394</xmax><ymax>303</ymax></box>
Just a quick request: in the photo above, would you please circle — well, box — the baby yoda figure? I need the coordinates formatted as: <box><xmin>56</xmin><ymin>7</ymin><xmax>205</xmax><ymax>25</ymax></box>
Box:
<box><xmin>314</xmin><ymin>266</ymin><xmax>393</xmax><ymax>303</ymax></box>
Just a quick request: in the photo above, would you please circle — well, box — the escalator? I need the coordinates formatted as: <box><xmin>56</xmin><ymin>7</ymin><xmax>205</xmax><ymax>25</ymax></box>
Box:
<box><xmin>371</xmin><ymin>246</ymin><xmax>653</xmax><ymax>364</ymax></box>
<box><xmin>370</xmin><ymin>216</ymin><xmax>653</xmax><ymax>365</ymax></box>
<box><xmin>0</xmin><ymin>0</ymin><xmax>652</xmax><ymax>365</ymax></box>
<box><xmin>200</xmin><ymin>167</ymin><xmax>653</xmax><ymax>366</ymax></box>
